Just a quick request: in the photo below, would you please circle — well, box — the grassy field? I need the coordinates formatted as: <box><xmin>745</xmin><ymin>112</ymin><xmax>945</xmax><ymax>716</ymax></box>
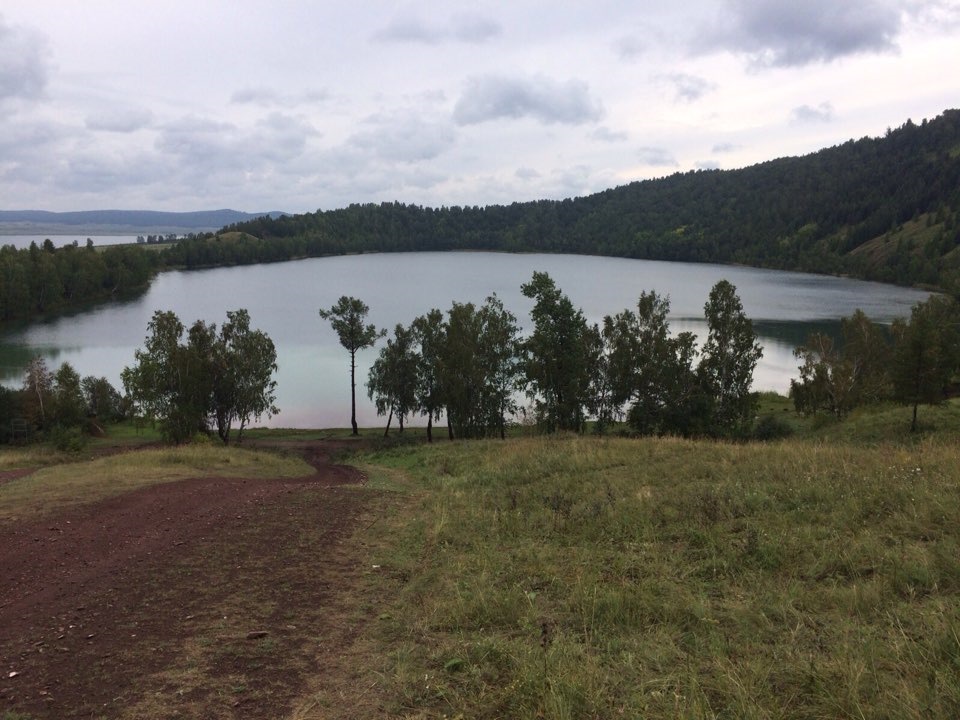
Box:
<box><xmin>0</xmin><ymin>444</ymin><xmax>313</xmax><ymax>523</ymax></box>
<box><xmin>4</xmin><ymin>399</ymin><xmax>960</xmax><ymax>718</ymax></box>
<box><xmin>315</xmin><ymin>418</ymin><xmax>960</xmax><ymax>718</ymax></box>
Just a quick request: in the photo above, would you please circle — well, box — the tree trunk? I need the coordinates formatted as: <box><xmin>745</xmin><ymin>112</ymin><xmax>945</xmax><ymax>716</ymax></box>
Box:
<box><xmin>383</xmin><ymin>408</ymin><xmax>393</xmax><ymax>437</ymax></box>
<box><xmin>911</xmin><ymin>401</ymin><xmax>918</xmax><ymax>432</ymax></box>
<box><xmin>350</xmin><ymin>349</ymin><xmax>358</xmax><ymax>435</ymax></box>
<box><xmin>427</xmin><ymin>415</ymin><xmax>433</xmax><ymax>443</ymax></box>
<box><xmin>399</xmin><ymin>414</ymin><xmax>404</xmax><ymax>433</ymax></box>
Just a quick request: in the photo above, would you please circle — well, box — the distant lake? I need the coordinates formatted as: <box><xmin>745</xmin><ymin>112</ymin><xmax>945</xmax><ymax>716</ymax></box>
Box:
<box><xmin>0</xmin><ymin>234</ymin><xmax>140</xmax><ymax>249</ymax></box>
<box><xmin>0</xmin><ymin>252</ymin><xmax>931</xmax><ymax>428</ymax></box>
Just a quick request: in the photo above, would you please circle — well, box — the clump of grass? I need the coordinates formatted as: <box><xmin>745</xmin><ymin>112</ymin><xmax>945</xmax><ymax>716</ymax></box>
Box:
<box><xmin>0</xmin><ymin>445</ymin><xmax>313</xmax><ymax>522</ymax></box>
<box><xmin>352</xmin><ymin>433</ymin><xmax>960</xmax><ymax>719</ymax></box>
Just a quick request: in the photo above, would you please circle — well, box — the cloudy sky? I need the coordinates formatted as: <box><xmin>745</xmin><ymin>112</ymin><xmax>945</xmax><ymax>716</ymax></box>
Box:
<box><xmin>1</xmin><ymin>1</ymin><xmax>958</xmax><ymax>214</ymax></box>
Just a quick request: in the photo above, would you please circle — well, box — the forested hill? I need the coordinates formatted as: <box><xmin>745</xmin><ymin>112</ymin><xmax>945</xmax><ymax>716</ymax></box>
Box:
<box><xmin>193</xmin><ymin>110</ymin><xmax>960</xmax><ymax>289</ymax></box>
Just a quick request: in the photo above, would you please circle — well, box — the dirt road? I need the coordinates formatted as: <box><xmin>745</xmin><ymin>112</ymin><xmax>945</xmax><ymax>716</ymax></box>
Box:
<box><xmin>0</xmin><ymin>441</ymin><xmax>378</xmax><ymax>719</ymax></box>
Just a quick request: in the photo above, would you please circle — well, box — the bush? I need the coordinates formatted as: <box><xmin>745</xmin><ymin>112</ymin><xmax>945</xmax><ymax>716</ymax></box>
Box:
<box><xmin>51</xmin><ymin>426</ymin><xmax>89</xmax><ymax>452</ymax></box>
<box><xmin>753</xmin><ymin>414</ymin><xmax>794</xmax><ymax>441</ymax></box>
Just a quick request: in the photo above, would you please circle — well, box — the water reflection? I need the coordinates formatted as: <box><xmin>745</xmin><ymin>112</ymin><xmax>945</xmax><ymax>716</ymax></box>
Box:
<box><xmin>0</xmin><ymin>252</ymin><xmax>931</xmax><ymax>427</ymax></box>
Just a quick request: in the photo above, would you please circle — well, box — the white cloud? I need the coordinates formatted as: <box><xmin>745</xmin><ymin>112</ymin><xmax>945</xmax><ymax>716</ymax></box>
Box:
<box><xmin>792</xmin><ymin>102</ymin><xmax>835</xmax><ymax>123</ymax></box>
<box><xmin>637</xmin><ymin>147</ymin><xmax>679</xmax><ymax>166</ymax></box>
<box><xmin>592</xmin><ymin>127</ymin><xmax>629</xmax><ymax>142</ymax></box>
<box><xmin>85</xmin><ymin>108</ymin><xmax>154</xmax><ymax>133</ymax></box>
<box><xmin>712</xmin><ymin>142</ymin><xmax>740</xmax><ymax>153</ymax></box>
<box><xmin>703</xmin><ymin>0</ymin><xmax>904</xmax><ymax>66</ymax></box>
<box><xmin>665</xmin><ymin>73</ymin><xmax>716</xmax><ymax>102</ymax></box>
<box><xmin>615</xmin><ymin>34</ymin><xmax>646</xmax><ymax>60</ymax></box>
<box><xmin>374</xmin><ymin>12</ymin><xmax>501</xmax><ymax>44</ymax></box>
<box><xmin>350</xmin><ymin>111</ymin><xmax>456</xmax><ymax>163</ymax></box>
<box><xmin>0</xmin><ymin>15</ymin><xmax>49</xmax><ymax>102</ymax></box>
<box><xmin>454</xmin><ymin>74</ymin><xmax>603</xmax><ymax>126</ymax></box>
<box><xmin>451</xmin><ymin>14</ymin><xmax>502</xmax><ymax>43</ymax></box>
<box><xmin>231</xmin><ymin>87</ymin><xmax>329</xmax><ymax>108</ymax></box>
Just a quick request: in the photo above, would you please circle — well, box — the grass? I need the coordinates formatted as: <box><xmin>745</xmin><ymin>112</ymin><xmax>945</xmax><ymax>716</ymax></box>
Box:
<box><xmin>0</xmin><ymin>444</ymin><xmax>313</xmax><ymax>523</ymax></box>
<box><xmin>323</xmin><ymin>427</ymin><xmax>960</xmax><ymax>719</ymax></box>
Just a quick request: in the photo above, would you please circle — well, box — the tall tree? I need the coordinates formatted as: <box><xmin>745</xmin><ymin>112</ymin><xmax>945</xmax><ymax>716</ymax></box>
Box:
<box><xmin>52</xmin><ymin>362</ymin><xmax>86</xmax><ymax>429</ymax></box>
<box><xmin>367</xmin><ymin>323</ymin><xmax>420</xmax><ymax>436</ymax></box>
<box><xmin>411</xmin><ymin>308</ymin><xmax>447</xmax><ymax>442</ymax></box>
<box><xmin>697</xmin><ymin>280</ymin><xmax>763</xmax><ymax>438</ymax></box>
<box><xmin>122</xmin><ymin>311</ymin><xmax>211</xmax><ymax>443</ymax></box>
<box><xmin>21</xmin><ymin>356</ymin><xmax>54</xmax><ymax>432</ymax></box>
<box><xmin>212</xmin><ymin>309</ymin><xmax>279</xmax><ymax>444</ymax></box>
<box><xmin>790</xmin><ymin>309</ymin><xmax>891</xmax><ymax>419</ymax></box>
<box><xmin>123</xmin><ymin>309</ymin><xmax>278</xmax><ymax>444</ymax></box>
<box><xmin>319</xmin><ymin>297</ymin><xmax>385</xmax><ymax>435</ymax></box>
<box><xmin>891</xmin><ymin>295</ymin><xmax>960</xmax><ymax>431</ymax></box>
<box><xmin>521</xmin><ymin>272</ymin><xmax>594</xmax><ymax>433</ymax></box>
<box><xmin>626</xmin><ymin>293</ymin><xmax>701</xmax><ymax>436</ymax></box>
<box><xmin>440</xmin><ymin>301</ymin><xmax>487</xmax><ymax>439</ymax></box>
<box><xmin>477</xmin><ymin>294</ymin><xmax>523</xmax><ymax>439</ymax></box>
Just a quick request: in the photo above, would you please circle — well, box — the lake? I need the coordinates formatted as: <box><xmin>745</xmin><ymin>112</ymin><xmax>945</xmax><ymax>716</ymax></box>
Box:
<box><xmin>0</xmin><ymin>252</ymin><xmax>931</xmax><ymax>428</ymax></box>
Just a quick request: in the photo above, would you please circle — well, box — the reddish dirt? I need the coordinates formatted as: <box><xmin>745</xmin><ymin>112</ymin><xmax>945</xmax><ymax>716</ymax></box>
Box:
<box><xmin>0</xmin><ymin>440</ymin><xmax>377</xmax><ymax>719</ymax></box>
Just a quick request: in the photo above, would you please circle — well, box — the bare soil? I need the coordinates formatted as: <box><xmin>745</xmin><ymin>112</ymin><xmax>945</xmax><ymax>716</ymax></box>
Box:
<box><xmin>0</xmin><ymin>440</ymin><xmax>383</xmax><ymax>719</ymax></box>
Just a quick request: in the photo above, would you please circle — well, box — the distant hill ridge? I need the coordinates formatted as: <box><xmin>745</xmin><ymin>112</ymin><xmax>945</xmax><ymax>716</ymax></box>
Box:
<box><xmin>0</xmin><ymin>209</ymin><xmax>286</xmax><ymax>234</ymax></box>
<box><xmin>216</xmin><ymin>108</ymin><xmax>960</xmax><ymax>290</ymax></box>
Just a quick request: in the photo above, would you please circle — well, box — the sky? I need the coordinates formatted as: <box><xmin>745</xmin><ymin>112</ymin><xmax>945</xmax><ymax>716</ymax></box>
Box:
<box><xmin>1</xmin><ymin>0</ymin><xmax>958</xmax><ymax>214</ymax></box>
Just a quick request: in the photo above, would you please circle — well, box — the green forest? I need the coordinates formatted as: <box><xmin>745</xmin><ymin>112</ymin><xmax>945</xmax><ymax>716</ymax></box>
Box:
<box><xmin>2</xmin><ymin>109</ymin><xmax>959</xmax><ymax>329</ymax></box>
<box><xmin>206</xmin><ymin>109</ymin><xmax>960</xmax><ymax>289</ymax></box>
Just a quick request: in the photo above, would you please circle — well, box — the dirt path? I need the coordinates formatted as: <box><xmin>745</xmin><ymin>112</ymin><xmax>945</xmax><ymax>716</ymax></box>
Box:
<box><xmin>0</xmin><ymin>440</ymin><xmax>379</xmax><ymax>719</ymax></box>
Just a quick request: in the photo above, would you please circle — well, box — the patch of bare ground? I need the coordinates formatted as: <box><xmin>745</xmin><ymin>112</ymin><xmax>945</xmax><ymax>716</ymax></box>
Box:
<box><xmin>0</xmin><ymin>439</ymin><xmax>397</xmax><ymax>719</ymax></box>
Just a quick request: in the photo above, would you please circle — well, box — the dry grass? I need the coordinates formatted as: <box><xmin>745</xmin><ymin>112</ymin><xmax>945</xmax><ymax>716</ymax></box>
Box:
<box><xmin>335</xmin><ymin>433</ymin><xmax>960</xmax><ymax>719</ymax></box>
<box><xmin>0</xmin><ymin>444</ymin><xmax>312</xmax><ymax>522</ymax></box>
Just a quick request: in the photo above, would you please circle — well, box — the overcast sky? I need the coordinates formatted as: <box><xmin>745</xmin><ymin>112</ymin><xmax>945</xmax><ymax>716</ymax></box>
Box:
<box><xmin>1</xmin><ymin>1</ymin><xmax>958</xmax><ymax>214</ymax></box>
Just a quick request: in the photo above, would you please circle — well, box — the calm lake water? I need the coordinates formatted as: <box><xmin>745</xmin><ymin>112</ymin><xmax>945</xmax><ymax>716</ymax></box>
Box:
<box><xmin>0</xmin><ymin>252</ymin><xmax>931</xmax><ymax>428</ymax></box>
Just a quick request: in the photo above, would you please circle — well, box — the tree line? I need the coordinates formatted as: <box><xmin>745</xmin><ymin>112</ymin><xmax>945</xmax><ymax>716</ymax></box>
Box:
<box><xmin>791</xmin><ymin>294</ymin><xmax>960</xmax><ymax>431</ymax></box>
<box><xmin>321</xmin><ymin>273</ymin><xmax>764</xmax><ymax>441</ymax></box>
<box><xmin>0</xmin><ymin>240</ymin><xmax>158</xmax><ymax>323</ymax></box>
<box><xmin>3</xmin><ymin>278</ymin><xmax>956</xmax><ymax>448</ymax></box>
<box><xmin>0</xmin><ymin>308</ymin><xmax>278</xmax><ymax>448</ymax></box>
<box><xmin>4</xmin><ymin>111</ymin><xmax>959</xmax><ymax>332</ymax></box>
<box><xmin>219</xmin><ymin>110</ymin><xmax>960</xmax><ymax>290</ymax></box>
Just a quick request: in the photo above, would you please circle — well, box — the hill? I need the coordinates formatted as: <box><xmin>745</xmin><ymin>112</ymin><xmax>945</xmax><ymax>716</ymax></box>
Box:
<box><xmin>0</xmin><ymin>209</ymin><xmax>287</xmax><ymax>235</ymax></box>
<box><xmin>215</xmin><ymin>109</ymin><xmax>960</xmax><ymax>290</ymax></box>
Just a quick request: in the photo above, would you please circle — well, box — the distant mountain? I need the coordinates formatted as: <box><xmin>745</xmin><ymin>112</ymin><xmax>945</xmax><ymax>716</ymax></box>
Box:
<box><xmin>214</xmin><ymin>109</ymin><xmax>960</xmax><ymax>290</ymax></box>
<box><xmin>0</xmin><ymin>209</ymin><xmax>287</xmax><ymax>234</ymax></box>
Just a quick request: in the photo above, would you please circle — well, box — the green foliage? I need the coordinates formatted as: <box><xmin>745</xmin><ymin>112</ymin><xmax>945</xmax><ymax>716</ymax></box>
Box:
<box><xmin>368</xmin><ymin>323</ymin><xmax>420</xmax><ymax>434</ymax></box>
<box><xmin>319</xmin><ymin>296</ymin><xmax>386</xmax><ymax>435</ymax></box>
<box><xmin>81</xmin><ymin>374</ymin><xmax>124</xmax><ymax>422</ymax></box>
<box><xmin>361</xmin><ymin>435</ymin><xmax>960</xmax><ymax>719</ymax></box>
<box><xmin>439</xmin><ymin>296</ymin><xmax>523</xmax><ymax>439</ymax></box>
<box><xmin>522</xmin><ymin>272</ymin><xmax>597</xmax><ymax>433</ymax></box>
<box><xmin>20</xmin><ymin>355</ymin><xmax>54</xmax><ymax>432</ymax></box>
<box><xmin>697</xmin><ymin>280</ymin><xmax>764</xmax><ymax>437</ymax></box>
<box><xmin>0</xmin><ymin>241</ymin><xmax>157</xmax><ymax>325</ymax></box>
<box><xmin>603</xmin><ymin>291</ymin><xmax>702</xmax><ymax>436</ymax></box>
<box><xmin>791</xmin><ymin>309</ymin><xmax>891</xmax><ymax>419</ymax></box>
<box><xmin>891</xmin><ymin>295</ymin><xmax>960</xmax><ymax>430</ymax></box>
<box><xmin>50</xmin><ymin>425</ymin><xmax>88</xmax><ymax>452</ymax></box>
<box><xmin>122</xmin><ymin>309</ymin><xmax>278</xmax><ymax>444</ymax></box>
<box><xmin>52</xmin><ymin>362</ymin><xmax>86</xmax><ymax>429</ymax></box>
<box><xmin>211</xmin><ymin>309</ymin><xmax>279</xmax><ymax>443</ymax></box>
<box><xmin>411</xmin><ymin>308</ymin><xmax>446</xmax><ymax>442</ymax></box>
<box><xmin>211</xmin><ymin>110</ymin><xmax>960</xmax><ymax>291</ymax></box>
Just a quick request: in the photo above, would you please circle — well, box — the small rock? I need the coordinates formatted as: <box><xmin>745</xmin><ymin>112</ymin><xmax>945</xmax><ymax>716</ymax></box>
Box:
<box><xmin>246</xmin><ymin>630</ymin><xmax>269</xmax><ymax>640</ymax></box>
